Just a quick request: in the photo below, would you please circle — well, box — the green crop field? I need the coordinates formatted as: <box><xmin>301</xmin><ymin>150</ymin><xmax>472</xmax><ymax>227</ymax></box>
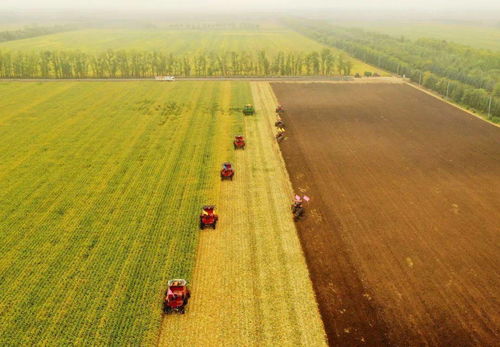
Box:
<box><xmin>0</xmin><ymin>25</ymin><xmax>384</xmax><ymax>76</ymax></box>
<box><xmin>0</xmin><ymin>80</ymin><xmax>325</xmax><ymax>345</ymax></box>
<box><xmin>0</xmin><ymin>27</ymin><xmax>327</xmax><ymax>53</ymax></box>
<box><xmin>0</xmin><ymin>81</ymin><xmax>244</xmax><ymax>344</ymax></box>
<box><xmin>353</xmin><ymin>22</ymin><xmax>500</xmax><ymax>51</ymax></box>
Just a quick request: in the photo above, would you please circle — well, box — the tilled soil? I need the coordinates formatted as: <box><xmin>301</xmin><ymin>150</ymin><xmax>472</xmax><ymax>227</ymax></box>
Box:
<box><xmin>271</xmin><ymin>83</ymin><xmax>500</xmax><ymax>346</ymax></box>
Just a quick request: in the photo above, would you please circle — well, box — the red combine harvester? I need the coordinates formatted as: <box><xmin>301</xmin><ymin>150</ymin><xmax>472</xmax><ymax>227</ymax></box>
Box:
<box><xmin>199</xmin><ymin>205</ymin><xmax>218</xmax><ymax>229</ymax></box>
<box><xmin>163</xmin><ymin>279</ymin><xmax>191</xmax><ymax>314</ymax></box>
<box><xmin>233</xmin><ymin>135</ymin><xmax>246</xmax><ymax>150</ymax></box>
<box><xmin>276</xmin><ymin>105</ymin><xmax>285</xmax><ymax>113</ymax></box>
<box><xmin>220</xmin><ymin>162</ymin><xmax>235</xmax><ymax>181</ymax></box>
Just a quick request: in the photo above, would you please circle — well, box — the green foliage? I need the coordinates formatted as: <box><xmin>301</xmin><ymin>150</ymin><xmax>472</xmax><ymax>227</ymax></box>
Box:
<box><xmin>285</xmin><ymin>19</ymin><xmax>500</xmax><ymax>121</ymax></box>
<box><xmin>0</xmin><ymin>48</ymin><xmax>354</xmax><ymax>78</ymax></box>
<box><xmin>0</xmin><ymin>25</ymin><xmax>77</xmax><ymax>43</ymax></box>
<box><xmin>355</xmin><ymin>22</ymin><xmax>500</xmax><ymax>51</ymax></box>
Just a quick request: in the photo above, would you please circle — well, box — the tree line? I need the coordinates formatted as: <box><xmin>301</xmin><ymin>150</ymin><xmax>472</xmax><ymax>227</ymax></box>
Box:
<box><xmin>0</xmin><ymin>48</ymin><xmax>357</xmax><ymax>78</ymax></box>
<box><xmin>0</xmin><ymin>25</ymin><xmax>77</xmax><ymax>43</ymax></box>
<box><xmin>285</xmin><ymin>19</ymin><xmax>500</xmax><ymax>121</ymax></box>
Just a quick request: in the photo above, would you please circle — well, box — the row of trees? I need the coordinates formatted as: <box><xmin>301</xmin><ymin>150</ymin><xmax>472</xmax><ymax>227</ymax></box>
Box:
<box><xmin>0</xmin><ymin>48</ymin><xmax>356</xmax><ymax>78</ymax></box>
<box><xmin>0</xmin><ymin>25</ymin><xmax>77</xmax><ymax>43</ymax></box>
<box><xmin>286</xmin><ymin>20</ymin><xmax>500</xmax><ymax>121</ymax></box>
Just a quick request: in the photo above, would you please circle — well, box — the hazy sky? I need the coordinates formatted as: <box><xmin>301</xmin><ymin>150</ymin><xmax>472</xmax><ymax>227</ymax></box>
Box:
<box><xmin>1</xmin><ymin>0</ymin><xmax>499</xmax><ymax>11</ymax></box>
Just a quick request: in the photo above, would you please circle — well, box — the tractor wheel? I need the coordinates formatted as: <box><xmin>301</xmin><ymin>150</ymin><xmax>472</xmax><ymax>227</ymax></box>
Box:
<box><xmin>164</xmin><ymin>306</ymin><xmax>172</xmax><ymax>314</ymax></box>
<box><xmin>212</xmin><ymin>222</ymin><xmax>217</xmax><ymax>229</ymax></box>
<box><xmin>179</xmin><ymin>307</ymin><xmax>185</xmax><ymax>314</ymax></box>
<box><xmin>230</xmin><ymin>175</ymin><xmax>233</xmax><ymax>181</ymax></box>
<box><xmin>200</xmin><ymin>222</ymin><xmax>205</xmax><ymax>230</ymax></box>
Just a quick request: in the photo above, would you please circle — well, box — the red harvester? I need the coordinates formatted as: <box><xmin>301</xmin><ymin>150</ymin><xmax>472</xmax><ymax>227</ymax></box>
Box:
<box><xmin>220</xmin><ymin>162</ymin><xmax>235</xmax><ymax>181</ymax></box>
<box><xmin>199</xmin><ymin>205</ymin><xmax>218</xmax><ymax>229</ymax></box>
<box><xmin>233</xmin><ymin>135</ymin><xmax>246</xmax><ymax>150</ymax></box>
<box><xmin>163</xmin><ymin>279</ymin><xmax>191</xmax><ymax>314</ymax></box>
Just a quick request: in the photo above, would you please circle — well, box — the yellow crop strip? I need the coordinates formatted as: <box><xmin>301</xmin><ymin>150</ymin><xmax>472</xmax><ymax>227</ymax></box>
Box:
<box><xmin>158</xmin><ymin>82</ymin><xmax>326</xmax><ymax>346</ymax></box>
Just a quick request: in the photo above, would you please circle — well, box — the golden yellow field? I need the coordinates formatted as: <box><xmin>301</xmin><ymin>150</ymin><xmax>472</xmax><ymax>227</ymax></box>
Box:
<box><xmin>158</xmin><ymin>82</ymin><xmax>326</xmax><ymax>346</ymax></box>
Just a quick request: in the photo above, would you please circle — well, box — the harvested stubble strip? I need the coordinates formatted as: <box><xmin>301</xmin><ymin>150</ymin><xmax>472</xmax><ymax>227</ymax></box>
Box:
<box><xmin>159</xmin><ymin>82</ymin><xmax>326</xmax><ymax>346</ymax></box>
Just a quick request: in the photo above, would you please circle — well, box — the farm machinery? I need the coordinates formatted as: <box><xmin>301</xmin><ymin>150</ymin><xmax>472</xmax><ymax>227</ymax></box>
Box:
<box><xmin>276</xmin><ymin>105</ymin><xmax>285</xmax><ymax>114</ymax></box>
<box><xmin>220</xmin><ymin>162</ymin><xmax>235</xmax><ymax>181</ymax></box>
<box><xmin>233</xmin><ymin>135</ymin><xmax>245</xmax><ymax>149</ymax></box>
<box><xmin>275</xmin><ymin>119</ymin><xmax>285</xmax><ymax>128</ymax></box>
<box><xmin>163</xmin><ymin>279</ymin><xmax>191</xmax><ymax>314</ymax></box>
<box><xmin>200</xmin><ymin>205</ymin><xmax>218</xmax><ymax>229</ymax></box>
<box><xmin>243</xmin><ymin>104</ymin><xmax>255</xmax><ymax>115</ymax></box>
<box><xmin>291</xmin><ymin>195</ymin><xmax>310</xmax><ymax>221</ymax></box>
<box><xmin>276</xmin><ymin>128</ymin><xmax>285</xmax><ymax>142</ymax></box>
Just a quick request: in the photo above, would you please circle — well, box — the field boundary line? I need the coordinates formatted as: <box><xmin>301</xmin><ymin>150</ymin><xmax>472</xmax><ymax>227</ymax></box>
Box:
<box><xmin>0</xmin><ymin>76</ymin><xmax>403</xmax><ymax>83</ymax></box>
<box><xmin>405</xmin><ymin>82</ymin><xmax>500</xmax><ymax>128</ymax></box>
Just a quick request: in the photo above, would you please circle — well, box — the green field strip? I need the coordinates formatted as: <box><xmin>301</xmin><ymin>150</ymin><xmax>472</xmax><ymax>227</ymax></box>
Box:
<box><xmin>0</xmin><ymin>84</ymin><xmax>169</xmax><ymax>343</ymax></box>
<box><xmin>0</xmin><ymin>28</ymin><xmax>327</xmax><ymax>54</ymax></box>
<box><xmin>0</xmin><ymin>81</ymin><xmax>243</xmax><ymax>345</ymax></box>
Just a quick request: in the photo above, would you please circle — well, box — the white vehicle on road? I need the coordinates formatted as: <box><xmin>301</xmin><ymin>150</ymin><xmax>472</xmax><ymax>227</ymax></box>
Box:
<box><xmin>155</xmin><ymin>76</ymin><xmax>176</xmax><ymax>81</ymax></box>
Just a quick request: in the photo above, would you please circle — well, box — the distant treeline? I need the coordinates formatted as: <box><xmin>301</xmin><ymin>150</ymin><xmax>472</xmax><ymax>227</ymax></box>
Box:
<box><xmin>165</xmin><ymin>23</ymin><xmax>260</xmax><ymax>30</ymax></box>
<box><xmin>0</xmin><ymin>49</ymin><xmax>358</xmax><ymax>78</ymax></box>
<box><xmin>286</xmin><ymin>19</ymin><xmax>500</xmax><ymax>121</ymax></box>
<box><xmin>0</xmin><ymin>25</ymin><xmax>77</xmax><ymax>43</ymax></box>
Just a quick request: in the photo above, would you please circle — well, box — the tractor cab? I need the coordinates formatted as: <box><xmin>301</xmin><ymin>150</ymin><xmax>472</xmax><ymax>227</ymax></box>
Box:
<box><xmin>276</xmin><ymin>105</ymin><xmax>285</xmax><ymax>113</ymax></box>
<box><xmin>200</xmin><ymin>205</ymin><xmax>218</xmax><ymax>229</ymax></box>
<box><xmin>243</xmin><ymin>104</ymin><xmax>255</xmax><ymax>115</ymax></box>
<box><xmin>234</xmin><ymin>135</ymin><xmax>246</xmax><ymax>150</ymax></box>
<box><xmin>163</xmin><ymin>279</ymin><xmax>191</xmax><ymax>314</ymax></box>
<box><xmin>220</xmin><ymin>162</ymin><xmax>235</xmax><ymax>181</ymax></box>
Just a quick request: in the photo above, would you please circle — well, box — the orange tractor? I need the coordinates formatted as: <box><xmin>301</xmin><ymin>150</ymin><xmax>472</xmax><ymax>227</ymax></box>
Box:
<box><xmin>163</xmin><ymin>279</ymin><xmax>191</xmax><ymax>314</ymax></box>
<box><xmin>276</xmin><ymin>105</ymin><xmax>285</xmax><ymax>114</ymax></box>
<box><xmin>220</xmin><ymin>162</ymin><xmax>235</xmax><ymax>181</ymax></box>
<box><xmin>199</xmin><ymin>205</ymin><xmax>218</xmax><ymax>229</ymax></box>
<box><xmin>233</xmin><ymin>135</ymin><xmax>246</xmax><ymax>150</ymax></box>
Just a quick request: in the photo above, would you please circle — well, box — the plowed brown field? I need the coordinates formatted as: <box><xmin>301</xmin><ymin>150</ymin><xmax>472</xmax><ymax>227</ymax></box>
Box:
<box><xmin>271</xmin><ymin>82</ymin><xmax>500</xmax><ymax>346</ymax></box>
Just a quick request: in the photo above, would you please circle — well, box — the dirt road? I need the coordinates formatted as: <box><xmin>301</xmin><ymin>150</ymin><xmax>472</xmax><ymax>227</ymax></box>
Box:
<box><xmin>272</xmin><ymin>83</ymin><xmax>500</xmax><ymax>346</ymax></box>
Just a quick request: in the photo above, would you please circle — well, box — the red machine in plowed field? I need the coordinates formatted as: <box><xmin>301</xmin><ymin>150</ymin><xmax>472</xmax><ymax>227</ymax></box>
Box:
<box><xmin>220</xmin><ymin>162</ymin><xmax>235</xmax><ymax>181</ymax></box>
<box><xmin>163</xmin><ymin>279</ymin><xmax>191</xmax><ymax>314</ymax></box>
<box><xmin>199</xmin><ymin>205</ymin><xmax>218</xmax><ymax>229</ymax></box>
<box><xmin>276</xmin><ymin>105</ymin><xmax>285</xmax><ymax>113</ymax></box>
<box><xmin>233</xmin><ymin>135</ymin><xmax>245</xmax><ymax>149</ymax></box>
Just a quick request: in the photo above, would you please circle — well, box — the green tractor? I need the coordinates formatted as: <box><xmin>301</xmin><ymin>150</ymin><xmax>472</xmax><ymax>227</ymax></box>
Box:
<box><xmin>242</xmin><ymin>104</ymin><xmax>255</xmax><ymax>116</ymax></box>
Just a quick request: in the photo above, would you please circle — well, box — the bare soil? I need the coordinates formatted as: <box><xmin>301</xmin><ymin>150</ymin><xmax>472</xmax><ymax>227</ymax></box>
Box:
<box><xmin>271</xmin><ymin>83</ymin><xmax>500</xmax><ymax>346</ymax></box>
